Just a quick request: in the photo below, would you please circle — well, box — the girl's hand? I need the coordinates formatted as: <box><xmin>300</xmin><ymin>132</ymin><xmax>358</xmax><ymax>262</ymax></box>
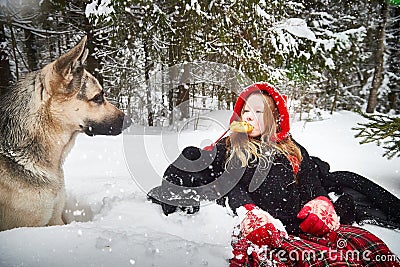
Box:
<box><xmin>239</xmin><ymin>204</ymin><xmax>286</xmax><ymax>247</ymax></box>
<box><xmin>297</xmin><ymin>196</ymin><xmax>340</xmax><ymax>236</ymax></box>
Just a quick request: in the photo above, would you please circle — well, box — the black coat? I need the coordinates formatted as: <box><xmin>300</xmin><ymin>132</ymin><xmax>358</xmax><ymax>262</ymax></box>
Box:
<box><xmin>148</xmin><ymin>137</ymin><xmax>400</xmax><ymax>234</ymax></box>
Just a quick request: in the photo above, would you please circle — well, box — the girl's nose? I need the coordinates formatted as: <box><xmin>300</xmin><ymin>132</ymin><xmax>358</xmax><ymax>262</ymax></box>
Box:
<box><xmin>244</xmin><ymin>112</ymin><xmax>254</xmax><ymax>121</ymax></box>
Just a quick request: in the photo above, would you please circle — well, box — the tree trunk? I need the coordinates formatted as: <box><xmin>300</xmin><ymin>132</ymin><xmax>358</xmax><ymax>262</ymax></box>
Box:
<box><xmin>176</xmin><ymin>63</ymin><xmax>190</xmax><ymax>119</ymax></box>
<box><xmin>84</xmin><ymin>14</ymin><xmax>104</xmax><ymax>87</ymax></box>
<box><xmin>24</xmin><ymin>29</ymin><xmax>39</xmax><ymax>71</ymax></box>
<box><xmin>366</xmin><ymin>1</ymin><xmax>389</xmax><ymax>113</ymax></box>
<box><xmin>144</xmin><ymin>41</ymin><xmax>154</xmax><ymax>126</ymax></box>
<box><xmin>331</xmin><ymin>80</ymin><xmax>340</xmax><ymax>115</ymax></box>
<box><xmin>0</xmin><ymin>21</ymin><xmax>12</xmax><ymax>93</ymax></box>
<box><xmin>167</xmin><ymin>42</ymin><xmax>176</xmax><ymax>125</ymax></box>
<box><xmin>85</xmin><ymin>36</ymin><xmax>103</xmax><ymax>85</ymax></box>
<box><xmin>9</xmin><ymin>26</ymin><xmax>19</xmax><ymax>80</ymax></box>
<box><xmin>387</xmin><ymin>6</ymin><xmax>400</xmax><ymax>111</ymax></box>
<box><xmin>168</xmin><ymin>69</ymin><xmax>174</xmax><ymax>126</ymax></box>
<box><xmin>202</xmin><ymin>82</ymin><xmax>206</xmax><ymax>108</ymax></box>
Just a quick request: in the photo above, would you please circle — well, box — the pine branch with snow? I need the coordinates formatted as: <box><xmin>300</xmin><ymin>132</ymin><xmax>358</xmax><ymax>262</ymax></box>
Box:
<box><xmin>353</xmin><ymin>112</ymin><xmax>400</xmax><ymax>159</ymax></box>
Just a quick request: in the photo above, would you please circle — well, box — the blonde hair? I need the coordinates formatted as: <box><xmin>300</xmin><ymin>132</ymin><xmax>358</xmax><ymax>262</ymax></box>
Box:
<box><xmin>226</xmin><ymin>92</ymin><xmax>302</xmax><ymax>178</ymax></box>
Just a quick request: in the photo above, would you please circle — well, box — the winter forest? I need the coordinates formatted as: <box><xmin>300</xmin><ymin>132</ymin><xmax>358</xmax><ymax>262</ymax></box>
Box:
<box><xmin>1</xmin><ymin>0</ymin><xmax>400</xmax><ymax>157</ymax></box>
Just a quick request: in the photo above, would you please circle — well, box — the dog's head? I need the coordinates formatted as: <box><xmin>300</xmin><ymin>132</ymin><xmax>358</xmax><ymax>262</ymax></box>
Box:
<box><xmin>41</xmin><ymin>36</ymin><xmax>127</xmax><ymax>136</ymax></box>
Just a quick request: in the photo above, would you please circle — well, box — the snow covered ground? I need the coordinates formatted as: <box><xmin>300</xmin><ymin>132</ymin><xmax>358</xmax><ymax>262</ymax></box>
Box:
<box><xmin>0</xmin><ymin>110</ymin><xmax>399</xmax><ymax>267</ymax></box>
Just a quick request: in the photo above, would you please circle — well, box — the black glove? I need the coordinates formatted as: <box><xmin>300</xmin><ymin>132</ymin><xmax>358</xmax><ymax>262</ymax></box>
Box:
<box><xmin>148</xmin><ymin>186</ymin><xmax>200</xmax><ymax>216</ymax></box>
<box><xmin>147</xmin><ymin>145</ymin><xmax>218</xmax><ymax>216</ymax></box>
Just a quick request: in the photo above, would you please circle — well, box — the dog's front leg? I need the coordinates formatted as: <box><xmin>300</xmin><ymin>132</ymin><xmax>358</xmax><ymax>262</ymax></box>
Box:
<box><xmin>48</xmin><ymin>188</ymin><xmax>66</xmax><ymax>226</ymax></box>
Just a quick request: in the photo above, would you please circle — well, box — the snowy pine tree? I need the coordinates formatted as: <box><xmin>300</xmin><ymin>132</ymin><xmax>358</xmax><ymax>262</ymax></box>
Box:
<box><xmin>354</xmin><ymin>112</ymin><xmax>400</xmax><ymax>159</ymax></box>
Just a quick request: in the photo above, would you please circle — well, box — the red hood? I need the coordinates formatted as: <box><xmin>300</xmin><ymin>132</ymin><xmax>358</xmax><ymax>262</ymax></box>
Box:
<box><xmin>230</xmin><ymin>82</ymin><xmax>290</xmax><ymax>142</ymax></box>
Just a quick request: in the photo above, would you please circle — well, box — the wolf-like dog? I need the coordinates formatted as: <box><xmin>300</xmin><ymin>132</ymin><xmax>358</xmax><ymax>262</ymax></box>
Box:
<box><xmin>0</xmin><ymin>36</ymin><xmax>126</xmax><ymax>231</ymax></box>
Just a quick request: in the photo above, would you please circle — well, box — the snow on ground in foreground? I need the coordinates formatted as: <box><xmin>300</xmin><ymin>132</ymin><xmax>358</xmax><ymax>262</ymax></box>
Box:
<box><xmin>0</xmin><ymin>110</ymin><xmax>399</xmax><ymax>267</ymax></box>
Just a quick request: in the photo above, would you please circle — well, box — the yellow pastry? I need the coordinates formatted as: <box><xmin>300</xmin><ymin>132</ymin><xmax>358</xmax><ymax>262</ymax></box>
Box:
<box><xmin>230</xmin><ymin>121</ymin><xmax>254</xmax><ymax>133</ymax></box>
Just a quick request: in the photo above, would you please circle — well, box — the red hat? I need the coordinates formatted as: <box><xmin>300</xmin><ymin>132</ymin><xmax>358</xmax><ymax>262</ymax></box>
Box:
<box><xmin>230</xmin><ymin>82</ymin><xmax>290</xmax><ymax>142</ymax></box>
<box><xmin>203</xmin><ymin>82</ymin><xmax>290</xmax><ymax>151</ymax></box>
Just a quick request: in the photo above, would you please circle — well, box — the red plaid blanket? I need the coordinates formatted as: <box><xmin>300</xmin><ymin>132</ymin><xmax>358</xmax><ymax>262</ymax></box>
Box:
<box><xmin>230</xmin><ymin>225</ymin><xmax>400</xmax><ymax>267</ymax></box>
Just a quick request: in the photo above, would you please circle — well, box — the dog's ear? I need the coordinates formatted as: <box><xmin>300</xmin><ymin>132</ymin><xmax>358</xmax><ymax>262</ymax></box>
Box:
<box><xmin>70</xmin><ymin>48</ymin><xmax>88</xmax><ymax>74</ymax></box>
<box><xmin>54</xmin><ymin>36</ymin><xmax>87</xmax><ymax>77</ymax></box>
<box><xmin>79</xmin><ymin>48</ymin><xmax>89</xmax><ymax>66</ymax></box>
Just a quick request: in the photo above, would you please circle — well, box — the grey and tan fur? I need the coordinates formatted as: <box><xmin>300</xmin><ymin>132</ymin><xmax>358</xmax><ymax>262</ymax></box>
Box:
<box><xmin>0</xmin><ymin>36</ymin><xmax>126</xmax><ymax>231</ymax></box>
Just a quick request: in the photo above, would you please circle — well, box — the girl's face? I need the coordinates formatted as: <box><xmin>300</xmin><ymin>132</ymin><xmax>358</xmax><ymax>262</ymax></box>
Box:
<box><xmin>241</xmin><ymin>94</ymin><xmax>267</xmax><ymax>137</ymax></box>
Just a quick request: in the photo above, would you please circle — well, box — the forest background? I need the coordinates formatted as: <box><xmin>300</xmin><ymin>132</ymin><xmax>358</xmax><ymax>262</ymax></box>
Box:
<box><xmin>1</xmin><ymin>0</ymin><xmax>399</xmax><ymax>157</ymax></box>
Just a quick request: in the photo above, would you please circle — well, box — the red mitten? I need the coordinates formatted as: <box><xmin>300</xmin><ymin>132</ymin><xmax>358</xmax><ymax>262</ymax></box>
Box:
<box><xmin>229</xmin><ymin>237</ymin><xmax>251</xmax><ymax>267</ymax></box>
<box><xmin>240</xmin><ymin>204</ymin><xmax>286</xmax><ymax>248</ymax></box>
<box><xmin>297</xmin><ymin>196</ymin><xmax>340</xmax><ymax>236</ymax></box>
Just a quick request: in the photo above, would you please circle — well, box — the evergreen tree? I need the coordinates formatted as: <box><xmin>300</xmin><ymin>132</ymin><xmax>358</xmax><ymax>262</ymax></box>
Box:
<box><xmin>354</xmin><ymin>112</ymin><xmax>400</xmax><ymax>159</ymax></box>
<box><xmin>2</xmin><ymin>0</ymin><xmax>399</xmax><ymax>128</ymax></box>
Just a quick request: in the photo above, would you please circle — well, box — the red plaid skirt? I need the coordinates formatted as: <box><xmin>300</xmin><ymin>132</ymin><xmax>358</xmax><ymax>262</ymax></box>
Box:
<box><xmin>230</xmin><ymin>225</ymin><xmax>400</xmax><ymax>267</ymax></box>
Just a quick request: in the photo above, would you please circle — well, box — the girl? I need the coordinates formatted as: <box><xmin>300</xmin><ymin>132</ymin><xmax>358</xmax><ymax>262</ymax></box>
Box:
<box><xmin>149</xmin><ymin>82</ymin><xmax>399</xmax><ymax>266</ymax></box>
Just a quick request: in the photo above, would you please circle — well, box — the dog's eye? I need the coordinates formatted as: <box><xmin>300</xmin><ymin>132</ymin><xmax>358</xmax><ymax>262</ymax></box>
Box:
<box><xmin>90</xmin><ymin>92</ymin><xmax>105</xmax><ymax>104</ymax></box>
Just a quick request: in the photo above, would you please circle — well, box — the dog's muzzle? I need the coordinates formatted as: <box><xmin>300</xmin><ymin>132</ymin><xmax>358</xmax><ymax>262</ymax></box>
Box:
<box><xmin>83</xmin><ymin>113</ymin><xmax>128</xmax><ymax>136</ymax></box>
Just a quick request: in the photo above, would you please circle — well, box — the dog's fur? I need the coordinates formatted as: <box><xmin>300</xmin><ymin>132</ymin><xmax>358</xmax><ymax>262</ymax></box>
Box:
<box><xmin>0</xmin><ymin>36</ymin><xmax>125</xmax><ymax>231</ymax></box>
